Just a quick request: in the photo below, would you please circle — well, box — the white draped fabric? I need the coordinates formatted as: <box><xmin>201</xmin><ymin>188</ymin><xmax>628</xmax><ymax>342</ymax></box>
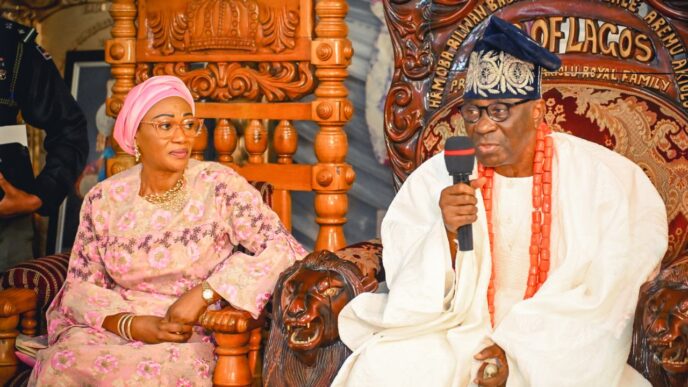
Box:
<box><xmin>332</xmin><ymin>133</ymin><xmax>668</xmax><ymax>387</ymax></box>
<box><xmin>491</xmin><ymin>174</ymin><xmax>550</xmax><ymax>326</ymax></box>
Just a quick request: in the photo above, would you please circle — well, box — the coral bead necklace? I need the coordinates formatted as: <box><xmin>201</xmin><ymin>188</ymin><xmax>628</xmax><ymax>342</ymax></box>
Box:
<box><xmin>478</xmin><ymin>122</ymin><xmax>553</xmax><ymax>327</ymax></box>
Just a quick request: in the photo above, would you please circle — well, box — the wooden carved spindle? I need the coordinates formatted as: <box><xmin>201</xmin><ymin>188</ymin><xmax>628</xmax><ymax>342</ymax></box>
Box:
<box><xmin>199</xmin><ymin>307</ymin><xmax>264</xmax><ymax>387</ymax></box>
<box><xmin>20</xmin><ymin>310</ymin><xmax>37</xmax><ymax>337</ymax></box>
<box><xmin>248</xmin><ymin>327</ymin><xmax>261</xmax><ymax>384</ymax></box>
<box><xmin>191</xmin><ymin>121</ymin><xmax>208</xmax><ymax>161</ymax></box>
<box><xmin>312</xmin><ymin>0</ymin><xmax>355</xmax><ymax>251</ymax></box>
<box><xmin>0</xmin><ymin>289</ymin><xmax>37</xmax><ymax>386</ymax></box>
<box><xmin>0</xmin><ymin>309</ymin><xmax>20</xmax><ymax>382</ymax></box>
<box><xmin>105</xmin><ymin>0</ymin><xmax>137</xmax><ymax>177</ymax></box>
<box><xmin>28</xmin><ymin>126</ymin><xmax>43</xmax><ymax>176</ymax></box>
<box><xmin>0</xmin><ymin>314</ymin><xmax>19</xmax><ymax>385</ymax></box>
<box><xmin>214</xmin><ymin>119</ymin><xmax>238</xmax><ymax>165</ymax></box>
<box><xmin>106</xmin><ymin>0</ymin><xmax>136</xmax><ymax>118</ymax></box>
<box><xmin>107</xmin><ymin>141</ymin><xmax>135</xmax><ymax>177</ymax></box>
<box><xmin>274</xmin><ymin>120</ymin><xmax>298</xmax><ymax>164</ymax></box>
<box><xmin>244</xmin><ymin>119</ymin><xmax>268</xmax><ymax>164</ymax></box>
<box><xmin>272</xmin><ymin>120</ymin><xmax>298</xmax><ymax>231</ymax></box>
<box><xmin>214</xmin><ymin>330</ymin><xmax>252</xmax><ymax>387</ymax></box>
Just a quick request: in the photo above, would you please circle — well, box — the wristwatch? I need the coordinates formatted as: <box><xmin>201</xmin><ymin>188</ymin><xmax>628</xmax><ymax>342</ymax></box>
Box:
<box><xmin>201</xmin><ymin>281</ymin><xmax>216</xmax><ymax>305</ymax></box>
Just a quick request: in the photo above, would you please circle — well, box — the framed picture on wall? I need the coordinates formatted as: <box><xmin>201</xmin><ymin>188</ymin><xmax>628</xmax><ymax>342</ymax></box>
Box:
<box><xmin>47</xmin><ymin>50</ymin><xmax>114</xmax><ymax>254</ymax></box>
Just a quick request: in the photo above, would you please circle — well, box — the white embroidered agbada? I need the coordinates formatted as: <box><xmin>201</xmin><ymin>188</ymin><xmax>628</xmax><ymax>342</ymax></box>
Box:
<box><xmin>332</xmin><ymin>133</ymin><xmax>668</xmax><ymax>387</ymax></box>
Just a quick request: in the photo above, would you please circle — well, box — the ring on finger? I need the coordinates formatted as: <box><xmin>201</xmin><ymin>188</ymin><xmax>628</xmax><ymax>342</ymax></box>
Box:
<box><xmin>483</xmin><ymin>363</ymin><xmax>499</xmax><ymax>379</ymax></box>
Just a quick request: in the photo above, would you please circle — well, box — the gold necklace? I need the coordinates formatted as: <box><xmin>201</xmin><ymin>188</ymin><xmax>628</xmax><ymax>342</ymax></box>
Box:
<box><xmin>141</xmin><ymin>175</ymin><xmax>188</xmax><ymax>212</ymax></box>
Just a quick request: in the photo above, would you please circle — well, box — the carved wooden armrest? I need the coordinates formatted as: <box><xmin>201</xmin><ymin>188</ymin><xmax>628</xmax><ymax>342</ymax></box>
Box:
<box><xmin>635</xmin><ymin>253</ymin><xmax>688</xmax><ymax>386</ymax></box>
<box><xmin>0</xmin><ymin>288</ymin><xmax>38</xmax><ymax>384</ymax></box>
<box><xmin>200</xmin><ymin>306</ymin><xmax>264</xmax><ymax>387</ymax></box>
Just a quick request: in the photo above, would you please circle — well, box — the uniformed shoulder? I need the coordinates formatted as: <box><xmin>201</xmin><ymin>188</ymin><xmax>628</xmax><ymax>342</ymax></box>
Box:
<box><xmin>0</xmin><ymin>18</ymin><xmax>37</xmax><ymax>45</ymax></box>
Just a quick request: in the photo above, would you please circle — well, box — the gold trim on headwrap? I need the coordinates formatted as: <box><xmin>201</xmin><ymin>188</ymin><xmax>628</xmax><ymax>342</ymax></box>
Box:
<box><xmin>465</xmin><ymin>50</ymin><xmax>537</xmax><ymax>98</ymax></box>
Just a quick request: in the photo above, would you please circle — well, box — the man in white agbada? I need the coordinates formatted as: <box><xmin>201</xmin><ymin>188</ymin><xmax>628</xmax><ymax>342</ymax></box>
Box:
<box><xmin>332</xmin><ymin>16</ymin><xmax>668</xmax><ymax>387</ymax></box>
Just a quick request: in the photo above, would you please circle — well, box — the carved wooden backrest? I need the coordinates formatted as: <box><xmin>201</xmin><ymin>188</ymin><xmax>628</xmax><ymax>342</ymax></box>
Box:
<box><xmin>383</xmin><ymin>0</ymin><xmax>688</xmax><ymax>265</ymax></box>
<box><xmin>105</xmin><ymin>0</ymin><xmax>355</xmax><ymax>251</ymax></box>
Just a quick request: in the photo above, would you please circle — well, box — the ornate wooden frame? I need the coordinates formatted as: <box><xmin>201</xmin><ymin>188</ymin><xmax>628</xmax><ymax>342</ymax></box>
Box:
<box><xmin>105</xmin><ymin>0</ymin><xmax>355</xmax><ymax>252</ymax></box>
<box><xmin>381</xmin><ymin>1</ymin><xmax>688</xmax><ymax>385</ymax></box>
<box><xmin>382</xmin><ymin>0</ymin><xmax>688</xmax><ymax>188</ymax></box>
<box><xmin>101</xmin><ymin>2</ymin><xmax>354</xmax><ymax>385</ymax></box>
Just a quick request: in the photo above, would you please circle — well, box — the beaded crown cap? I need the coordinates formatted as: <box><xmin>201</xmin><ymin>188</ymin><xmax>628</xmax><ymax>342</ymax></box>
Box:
<box><xmin>462</xmin><ymin>16</ymin><xmax>562</xmax><ymax>100</ymax></box>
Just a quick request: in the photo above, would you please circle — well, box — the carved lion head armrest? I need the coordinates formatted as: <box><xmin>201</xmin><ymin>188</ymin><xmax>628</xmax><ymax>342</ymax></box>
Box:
<box><xmin>263</xmin><ymin>250</ymin><xmax>377</xmax><ymax>387</ymax></box>
<box><xmin>637</xmin><ymin>252</ymin><xmax>688</xmax><ymax>386</ymax></box>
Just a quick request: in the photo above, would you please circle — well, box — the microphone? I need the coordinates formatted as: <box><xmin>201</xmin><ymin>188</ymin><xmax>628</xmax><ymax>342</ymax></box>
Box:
<box><xmin>444</xmin><ymin>136</ymin><xmax>476</xmax><ymax>252</ymax></box>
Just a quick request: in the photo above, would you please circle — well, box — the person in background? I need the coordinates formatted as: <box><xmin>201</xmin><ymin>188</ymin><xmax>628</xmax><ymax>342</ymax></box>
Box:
<box><xmin>0</xmin><ymin>17</ymin><xmax>88</xmax><ymax>270</ymax></box>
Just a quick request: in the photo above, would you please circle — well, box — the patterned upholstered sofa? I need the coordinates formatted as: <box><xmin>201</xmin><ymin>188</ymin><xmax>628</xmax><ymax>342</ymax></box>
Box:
<box><xmin>0</xmin><ymin>254</ymin><xmax>70</xmax><ymax>385</ymax></box>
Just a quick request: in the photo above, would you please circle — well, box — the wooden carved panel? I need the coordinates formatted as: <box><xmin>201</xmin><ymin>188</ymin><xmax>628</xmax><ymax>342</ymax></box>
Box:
<box><xmin>133</xmin><ymin>0</ymin><xmax>314</xmax><ymax>102</ymax></box>
<box><xmin>134</xmin><ymin>61</ymin><xmax>314</xmax><ymax>102</ymax></box>
<box><xmin>383</xmin><ymin>0</ymin><xmax>688</xmax><ymax>264</ymax></box>
<box><xmin>382</xmin><ymin>0</ymin><xmax>480</xmax><ymax>187</ymax></box>
<box><xmin>108</xmin><ymin>0</ymin><xmax>353</xmax><ymax>254</ymax></box>
<box><xmin>143</xmin><ymin>0</ymin><xmax>301</xmax><ymax>56</ymax></box>
<box><xmin>383</xmin><ymin>0</ymin><xmax>688</xmax><ymax>189</ymax></box>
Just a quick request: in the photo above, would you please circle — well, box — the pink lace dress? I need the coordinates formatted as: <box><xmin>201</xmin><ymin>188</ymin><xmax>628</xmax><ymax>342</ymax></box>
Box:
<box><xmin>29</xmin><ymin>160</ymin><xmax>307</xmax><ymax>386</ymax></box>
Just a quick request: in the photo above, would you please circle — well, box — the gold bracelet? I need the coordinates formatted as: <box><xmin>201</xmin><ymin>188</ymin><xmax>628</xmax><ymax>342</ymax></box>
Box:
<box><xmin>125</xmin><ymin>314</ymin><xmax>135</xmax><ymax>341</ymax></box>
<box><xmin>119</xmin><ymin>314</ymin><xmax>130</xmax><ymax>340</ymax></box>
<box><xmin>117</xmin><ymin>313</ymin><xmax>127</xmax><ymax>338</ymax></box>
<box><xmin>117</xmin><ymin>313</ymin><xmax>135</xmax><ymax>341</ymax></box>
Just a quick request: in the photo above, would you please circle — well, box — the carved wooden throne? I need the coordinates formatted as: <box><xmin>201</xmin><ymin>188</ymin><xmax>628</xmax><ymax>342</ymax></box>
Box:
<box><xmin>0</xmin><ymin>0</ymin><xmax>354</xmax><ymax>385</ymax></box>
<box><xmin>106</xmin><ymin>0</ymin><xmax>354</xmax><ymax>385</ymax></box>
<box><xmin>106</xmin><ymin>0</ymin><xmax>354</xmax><ymax>252</ymax></box>
<box><xmin>382</xmin><ymin>1</ymin><xmax>688</xmax><ymax>385</ymax></box>
<box><xmin>261</xmin><ymin>0</ymin><xmax>688</xmax><ymax>385</ymax></box>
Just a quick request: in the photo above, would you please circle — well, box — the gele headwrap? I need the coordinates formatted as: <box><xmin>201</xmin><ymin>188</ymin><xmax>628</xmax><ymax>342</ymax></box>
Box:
<box><xmin>112</xmin><ymin>76</ymin><xmax>195</xmax><ymax>155</ymax></box>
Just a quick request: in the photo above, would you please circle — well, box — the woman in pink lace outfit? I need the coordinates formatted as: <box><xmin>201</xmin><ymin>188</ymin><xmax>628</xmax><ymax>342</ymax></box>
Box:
<box><xmin>29</xmin><ymin>76</ymin><xmax>307</xmax><ymax>386</ymax></box>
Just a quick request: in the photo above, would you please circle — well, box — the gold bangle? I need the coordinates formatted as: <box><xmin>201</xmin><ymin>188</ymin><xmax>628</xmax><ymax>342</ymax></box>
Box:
<box><xmin>117</xmin><ymin>313</ymin><xmax>127</xmax><ymax>338</ymax></box>
<box><xmin>117</xmin><ymin>313</ymin><xmax>134</xmax><ymax>341</ymax></box>
<box><xmin>120</xmin><ymin>314</ymin><xmax>129</xmax><ymax>340</ymax></box>
<box><xmin>125</xmin><ymin>314</ymin><xmax>135</xmax><ymax>341</ymax></box>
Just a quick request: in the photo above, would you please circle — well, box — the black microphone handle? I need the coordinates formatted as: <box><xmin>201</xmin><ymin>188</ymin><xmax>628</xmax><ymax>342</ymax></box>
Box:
<box><xmin>453</xmin><ymin>173</ymin><xmax>474</xmax><ymax>252</ymax></box>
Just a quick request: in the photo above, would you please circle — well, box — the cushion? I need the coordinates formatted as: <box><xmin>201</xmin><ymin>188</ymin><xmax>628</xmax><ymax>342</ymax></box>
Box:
<box><xmin>0</xmin><ymin>253</ymin><xmax>70</xmax><ymax>332</ymax></box>
<box><xmin>335</xmin><ymin>239</ymin><xmax>384</xmax><ymax>283</ymax></box>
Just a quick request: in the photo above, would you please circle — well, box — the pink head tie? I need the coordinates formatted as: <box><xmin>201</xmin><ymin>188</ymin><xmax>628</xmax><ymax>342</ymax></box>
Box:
<box><xmin>113</xmin><ymin>75</ymin><xmax>195</xmax><ymax>155</ymax></box>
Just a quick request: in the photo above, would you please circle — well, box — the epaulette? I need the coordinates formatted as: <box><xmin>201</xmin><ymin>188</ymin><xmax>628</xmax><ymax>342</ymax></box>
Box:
<box><xmin>0</xmin><ymin>18</ymin><xmax>39</xmax><ymax>107</ymax></box>
<box><xmin>1</xmin><ymin>18</ymin><xmax>37</xmax><ymax>44</ymax></box>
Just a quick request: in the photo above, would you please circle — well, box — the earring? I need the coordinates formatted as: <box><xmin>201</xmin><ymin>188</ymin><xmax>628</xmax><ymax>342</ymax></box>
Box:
<box><xmin>134</xmin><ymin>144</ymin><xmax>141</xmax><ymax>163</ymax></box>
